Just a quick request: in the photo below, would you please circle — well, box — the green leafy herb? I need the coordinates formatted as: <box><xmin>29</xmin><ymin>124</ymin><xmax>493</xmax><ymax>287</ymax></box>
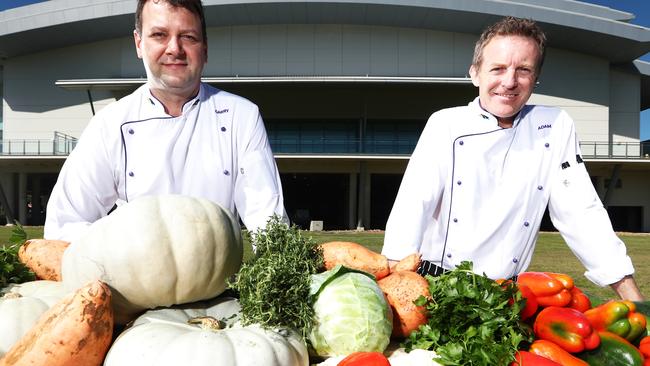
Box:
<box><xmin>0</xmin><ymin>222</ymin><xmax>35</xmax><ymax>288</ymax></box>
<box><xmin>402</xmin><ymin>261</ymin><xmax>533</xmax><ymax>366</ymax></box>
<box><xmin>229</xmin><ymin>215</ymin><xmax>323</xmax><ymax>340</ymax></box>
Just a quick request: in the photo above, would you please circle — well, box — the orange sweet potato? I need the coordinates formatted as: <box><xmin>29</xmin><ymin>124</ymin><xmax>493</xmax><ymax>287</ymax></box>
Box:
<box><xmin>390</xmin><ymin>252</ymin><xmax>422</xmax><ymax>273</ymax></box>
<box><xmin>0</xmin><ymin>280</ymin><xmax>113</xmax><ymax>366</ymax></box>
<box><xmin>18</xmin><ymin>239</ymin><xmax>70</xmax><ymax>281</ymax></box>
<box><xmin>320</xmin><ymin>241</ymin><xmax>390</xmax><ymax>280</ymax></box>
<box><xmin>377</xmin><ymin>270</ymin><xmax>430</xmax><ymax>338</ymax></box>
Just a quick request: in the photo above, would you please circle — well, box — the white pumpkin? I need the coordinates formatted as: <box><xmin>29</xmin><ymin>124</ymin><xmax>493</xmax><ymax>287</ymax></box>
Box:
<box><xmin>104</xmin><ymin>296</ymin><xmax>309</xmax><ymax>366</ymax></box>
<box><xmin>61</xmin><ymin>195</ymin><xmax>243</xmax><ymax>324</ymax></box>
<box><xmin>0</xmin><ymin>280</ymin><xmax>68</xmax><ymax>356</ymax></box>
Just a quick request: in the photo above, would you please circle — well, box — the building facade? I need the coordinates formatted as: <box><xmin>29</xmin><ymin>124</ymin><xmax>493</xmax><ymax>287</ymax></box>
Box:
<box><xmin>1</xmin><ymin>0</ymin><xmax>649</xmax><ymax>231</ymax></box>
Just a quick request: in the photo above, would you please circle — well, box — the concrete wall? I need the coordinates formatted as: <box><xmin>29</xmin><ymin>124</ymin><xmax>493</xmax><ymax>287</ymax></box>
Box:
<box><xmin>610</xmin><ymin>69</ymin><xmax>641</xmax><ymax>143</ymax></box>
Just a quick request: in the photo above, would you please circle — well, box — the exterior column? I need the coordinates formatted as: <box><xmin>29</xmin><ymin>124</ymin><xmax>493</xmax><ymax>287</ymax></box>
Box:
<box><xmin>348</xmin><ymin>172</ymin><xmax>357</xmax><ymax>229</ymax></box>
<box><xmin>603</xmin><ymin>164</ymin><xmax>622</xmax><ymax>208</ymax></box>
<box><xmin>0</xmin><ymin>173</ymin><xmax>15</xmax><ymax>225</ymax></box>
<box><xmin>356</xmin><ymin>162</ymin><xmax>367</xmax><ymax>229</ymax></box>
<box><xmin>32</xmin><ymin>175</ymin><xmax>43</xmax><ymax>225</ymax></box>
<box><xmin>18</xmin><ymin>172</ymin><xmax>27</xmax><ymax>225</ymax></box>
<box><xmin>356</xmin><ymin>162</ymin><xmax>371</xmax><ymax>229</ymax></box>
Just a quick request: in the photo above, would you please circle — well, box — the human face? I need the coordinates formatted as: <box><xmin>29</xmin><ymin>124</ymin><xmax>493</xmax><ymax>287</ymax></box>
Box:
<box><xmin>469</xmin><ymin>35</ymin><xmax>539</xmax><ymax>127</ymax></box>
<box><xmin>134</xmin><ymin>0</ymin><xmax>207</xmax><ymax>100</ymax></box>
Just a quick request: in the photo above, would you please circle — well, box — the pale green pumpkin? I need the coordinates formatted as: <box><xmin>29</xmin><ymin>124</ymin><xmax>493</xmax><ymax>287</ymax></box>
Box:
<box><xmin>61</xmin><ymin>195</ymin><xmax>243</xmax><ymax>324</ymax></box>
<box><xmin>0</xmin><ymin>280</ymin><xmax>68</xmax><ymax>356</ymax></box>
<box><xmin>104</xmin><ymin>296</ymin><xmax>309</xmax><ymax>366</ymax></box>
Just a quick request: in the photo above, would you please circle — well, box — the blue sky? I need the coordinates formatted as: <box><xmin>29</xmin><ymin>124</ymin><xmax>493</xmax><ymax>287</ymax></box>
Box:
<box><xmin>2</xmin><ymin>0</ymin><xmax>650</xmax><ymax>139</ymax></box>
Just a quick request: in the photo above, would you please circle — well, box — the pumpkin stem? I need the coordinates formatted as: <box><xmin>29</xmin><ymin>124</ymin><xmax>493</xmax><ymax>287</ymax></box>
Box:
<box><xmin>188</xmin><ymin>316</ymin><xmax>224</xmax><ymax>331</ymax></box>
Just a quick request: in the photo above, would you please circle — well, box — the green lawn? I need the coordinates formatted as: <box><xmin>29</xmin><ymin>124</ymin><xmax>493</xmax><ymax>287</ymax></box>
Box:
<box><xmin>5</xmin><ymin>226</ymin><xmax>649</xmax><ymax>303</ymax></box>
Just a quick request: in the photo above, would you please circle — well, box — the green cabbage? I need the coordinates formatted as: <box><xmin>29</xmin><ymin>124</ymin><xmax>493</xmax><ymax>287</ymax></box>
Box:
<box><xmin>308</xmin><ymin>265</ymin><xmax>392</xmax><ymax>357</ymax></box>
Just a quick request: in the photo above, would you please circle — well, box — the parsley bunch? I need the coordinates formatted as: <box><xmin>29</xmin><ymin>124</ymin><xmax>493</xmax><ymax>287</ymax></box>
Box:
<box><xmin>0</xmin><ymin>223</ymin><xmax>35</xmax><ymax>288</ymax></box>
<box><xmin>229</xmin><ymin>215</ymin><xmax>323</xmax><ymax>340</ymax></box>
<box><xmin>402</xmin><ymin>261</ymin><xmax>533</xmax><ymax>366</ymax></box>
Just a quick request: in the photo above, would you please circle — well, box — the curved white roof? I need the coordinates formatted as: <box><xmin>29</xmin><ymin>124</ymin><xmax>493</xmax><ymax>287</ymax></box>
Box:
<box><xmin>0</xmin><ymin>0</ymin><xmax>648</xmax><ymax>62</ymax></box>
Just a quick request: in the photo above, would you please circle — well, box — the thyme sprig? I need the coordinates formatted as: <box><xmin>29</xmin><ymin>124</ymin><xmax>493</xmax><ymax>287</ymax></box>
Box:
<box><xmin>229</xmin><ymin>215</ymin><xmax>323</xmax><ymax>340</ymax></box>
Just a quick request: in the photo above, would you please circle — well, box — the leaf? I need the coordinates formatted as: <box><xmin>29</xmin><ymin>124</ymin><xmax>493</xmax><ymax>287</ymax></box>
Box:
<box><xmin>0</xmin><ymin>221</ymin><xmax>35</xmax><ymax>287</ymax></box>
<box><xmin>8</xmin><ymin>221</ymin><xmax>27</xmax><ymax>245</ymax></box>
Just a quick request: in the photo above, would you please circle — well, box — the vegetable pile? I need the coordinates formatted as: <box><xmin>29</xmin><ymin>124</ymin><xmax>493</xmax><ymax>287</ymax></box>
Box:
<box><xmin>2</xmin><ymin>201</ymin><xmax>650</xmax><ymax>366</ymax></box>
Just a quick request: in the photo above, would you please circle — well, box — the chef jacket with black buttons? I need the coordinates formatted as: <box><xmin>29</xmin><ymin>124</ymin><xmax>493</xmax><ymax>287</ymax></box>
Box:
<box><xmin>382</xmin><ymin>97</ymin><xmax>634</xmax><ymax>287</ymax></box>
<box><xmin>44</xmin><ymin>83</ymin><xmax>286</xmax><ymax>243</ymax></box>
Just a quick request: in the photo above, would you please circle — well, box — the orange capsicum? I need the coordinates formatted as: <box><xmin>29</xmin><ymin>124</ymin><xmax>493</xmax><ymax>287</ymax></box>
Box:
<box><xmin>517</xmin><ymin>272</ymin><xmax>572</xmax><ymax>308</ymax></box>
<box><xmin>510</xmin><ymin>350</ymin><xmax>563</xmax><ymax>366</ymax></box>
<box><xmin>534</xmin><ymin>306</ymin><xmax>600</xmax><ymax>353</ymax></box>
<box><xmin>585</xmin><ymin>300</ymin><xmax>647</xmax><ymax>343</ymax></box>
<box><xmin>529</xmin><ymin>340</ymin><xmax>589</xmax><ymax>366</ymax></box>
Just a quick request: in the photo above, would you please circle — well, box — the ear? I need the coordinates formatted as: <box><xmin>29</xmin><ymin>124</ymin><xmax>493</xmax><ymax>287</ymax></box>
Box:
<box><xmin>134</xmin><ymin>30</ymin><xmax>143</xmax><ymax>59</ymax></box>
<box><xmin>469</xmin><ymin>65</ymin><xmax>480</xmax><ymax>87</ymax></box>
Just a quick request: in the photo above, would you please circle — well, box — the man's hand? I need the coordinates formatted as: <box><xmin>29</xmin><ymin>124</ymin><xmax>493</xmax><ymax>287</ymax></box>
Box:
<box><xmin>610</xmin><ymin>275</ymin><xmax>645</xmax><ymax>301</ymax></box>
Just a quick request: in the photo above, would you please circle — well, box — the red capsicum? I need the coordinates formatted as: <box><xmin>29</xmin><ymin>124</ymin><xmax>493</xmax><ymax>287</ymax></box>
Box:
<box><xmin>517</xmin><ymin>272</ymin><xmax>572</xmax><ymax>307</ymax></box>
<box><xmin>585</xmin><ymin>300</ymin><xmax>647</xmax><ymax>343</ymax></box>
<box><xmin>568</xmin><ymin>286</ymin><xmax>591</xmax><ymax>313</ymax></box>
<box><xmin>639</xmin><ymin>336</ymin><xmax>650</xmax><ymax>358</ymax></box>
<box><xmin>534</xmin><ymin>306</ymin><xmax>600</xmax><ymax>353</ymax></box>
<box><xmin>518</xmin><ymin>283</ymin><xmax>539</xmax><ymax>320</ymax></box>
<box><xmin>337</xmin><ymin>352</ymin><xmax>391</xmax><ymax>366</ymax></box>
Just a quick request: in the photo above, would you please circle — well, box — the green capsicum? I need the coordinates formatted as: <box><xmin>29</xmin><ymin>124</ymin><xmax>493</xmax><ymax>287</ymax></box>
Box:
<box><xmin>534</xmin><ymin>306</ymin><xmax>600</xmax><ymax>353</ymax></box>
<box><xmin>585</xmin><ymin>300</ymin><xmax>647</xmax><ymax>343</ymax></box>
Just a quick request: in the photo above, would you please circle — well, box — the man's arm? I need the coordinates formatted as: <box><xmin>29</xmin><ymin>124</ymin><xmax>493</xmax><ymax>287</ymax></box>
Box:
<box><xmin>233</xmin><ymin>105</ymin><xmax>287</xmax><ymax>234</ymax></box>
<box><xmin>610</xmin><ymin>275</ymin><xmax>645</xmax><ymax>301</ymax></box>
<box><xmin>44</xmin><ymin>117</ymin><xmax>118</xmax><ymax>242</ymax></box>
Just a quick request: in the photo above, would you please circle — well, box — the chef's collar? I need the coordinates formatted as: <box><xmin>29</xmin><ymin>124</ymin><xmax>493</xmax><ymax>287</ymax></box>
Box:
<box><xmin>145</xmin><ymin>83</ymin><xmax>203</xmax><ymax>116</ymax></box>
<box><xmin>469</xmin><ymin>97</ymin><xmax>525</xmax><ymax>128</ymax></box>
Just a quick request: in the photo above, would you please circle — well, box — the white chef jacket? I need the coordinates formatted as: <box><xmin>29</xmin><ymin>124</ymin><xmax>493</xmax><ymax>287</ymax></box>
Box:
<box><xmin>44</xmin><ymin>83</ymin><xmax>286</xmax><ymax>242</ymax></box>
<box><xmin>382</xmin><ymin>97</ymin><xmax>634</xmax><ymax>286</ymax></box>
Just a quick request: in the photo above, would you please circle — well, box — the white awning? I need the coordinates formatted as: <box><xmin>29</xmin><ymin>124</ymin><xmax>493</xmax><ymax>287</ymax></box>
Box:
<box><xmin>55</xmin><ymin>76</ymin><xmax>473</xmax><ymax>90</ymax></box>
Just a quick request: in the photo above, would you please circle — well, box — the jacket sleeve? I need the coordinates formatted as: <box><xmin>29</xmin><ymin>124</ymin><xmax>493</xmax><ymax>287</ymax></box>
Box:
<box><xmin>381</xmin><ymin>112</ymin><xmax>447</xmax><ymax>261</ymax></box>
<box><xmin>233</xmin><ymin>105</ymin><xmax>287</xmax><ymax>235</ymax></box>
<box><xmin>44</xmin><ymin>115</ymin><xmax>118</xmax><ymax>242</ymax></box>
<box><xmin>548</xmin><ymin>111</ymin><xmax>634</xmax><ymax>287</ymax></box>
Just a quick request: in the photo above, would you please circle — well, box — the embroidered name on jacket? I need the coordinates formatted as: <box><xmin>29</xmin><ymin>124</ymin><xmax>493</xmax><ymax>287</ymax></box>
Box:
<box><xmin>216</xmin><ymin>108</ymin><xmax>229</xmax><ymax>114</ymax></box>
<box><xmin>538</xmin><ymin>124</ymin><xmax>552</xmax><ymax>130</ymax></box>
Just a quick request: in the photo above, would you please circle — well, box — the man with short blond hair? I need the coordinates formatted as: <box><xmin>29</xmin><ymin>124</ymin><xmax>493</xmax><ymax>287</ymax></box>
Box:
<box><xmin>383</xmin><ymin>16</ymin><xmax>643</xmax><ymax>301</ymax></box>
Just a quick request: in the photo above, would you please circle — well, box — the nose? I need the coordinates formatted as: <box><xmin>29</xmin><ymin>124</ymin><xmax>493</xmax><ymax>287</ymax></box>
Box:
<box><xmin>166</xmin><ymin>36</ymin><xmax>185</xmax><ymax>57</ymax></box>
<box><xmin>502</xmin><ymin>68</ymin><xmax>518</xmax><ymax>89</ymax></box>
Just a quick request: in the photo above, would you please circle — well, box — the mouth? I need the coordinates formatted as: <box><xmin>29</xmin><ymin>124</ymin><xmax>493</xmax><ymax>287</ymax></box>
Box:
<box><xmin>493</xmin><ymin>92</ymin><xmax>519</xmax><ymax>98</ymax></box>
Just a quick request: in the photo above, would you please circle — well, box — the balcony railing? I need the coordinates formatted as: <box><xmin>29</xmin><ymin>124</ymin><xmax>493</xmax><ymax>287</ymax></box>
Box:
<box><xmin>0</xmin><ymin>132</ymin><xmax>77</xmax><ymax>156</ymax></box>
<box><xmin>269</xmin><ymin>138</ymin><xmax>417</xmax><ymax>155</ymax></box>
<box><xmin>580</xmin><ymin>141</ymin><xmax>650</xmax><ymax>159</ymax></box>
<box><xmin>0</xmin><ymin>136</ymin><xmax>648</xmax><ymax>160</ymax></box>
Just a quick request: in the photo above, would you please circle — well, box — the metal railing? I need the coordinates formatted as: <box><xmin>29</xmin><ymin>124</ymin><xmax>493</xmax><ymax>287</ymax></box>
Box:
<box><xmin>579</xmin><ymin>141</ymin><xmax>650</xmax><ymax>159</ymax></box>
<box><xmin>269</xmin><ymin>138</ymin><xmax>417</xmax><ymax>155</ymax></box>
<box><xmin>0</xmin><ymin>136</ymin><xmax>648</xmax><ymax>159</ymax></box>
<box><xmin>0</xmin><ymin>132</ymin><xmax>77</xmax><ymax>156</ymax></box>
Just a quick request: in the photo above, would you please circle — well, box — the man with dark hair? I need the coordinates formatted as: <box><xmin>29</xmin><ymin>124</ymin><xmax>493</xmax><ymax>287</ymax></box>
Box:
<box><xmin>45</xmin><ymin>0</ymin><xmax>287</xmax><ymax>241</ymax></box>
<box><xmin>382</xmin><ymin>16</ymin><xmax>643</xmax><ymax>300</ymax></box>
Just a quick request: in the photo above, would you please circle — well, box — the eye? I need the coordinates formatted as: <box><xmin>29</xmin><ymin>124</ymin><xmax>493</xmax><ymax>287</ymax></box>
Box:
<box><xmin>181</xmin><ymin>34</ymin><xmax>200</xmax><ymax>43</ymax></box>
<box><xmin>150</xmin><ymin>32</ymin><xmax>166</xmax><ymax>39</ymax></box>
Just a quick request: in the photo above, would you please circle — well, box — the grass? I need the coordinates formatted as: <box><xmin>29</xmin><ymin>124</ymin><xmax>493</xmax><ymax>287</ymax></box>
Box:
<box><xmin>6</xmin><ymin>226</ymin><xmax>649</xmax><ymax>303</ymax></box>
